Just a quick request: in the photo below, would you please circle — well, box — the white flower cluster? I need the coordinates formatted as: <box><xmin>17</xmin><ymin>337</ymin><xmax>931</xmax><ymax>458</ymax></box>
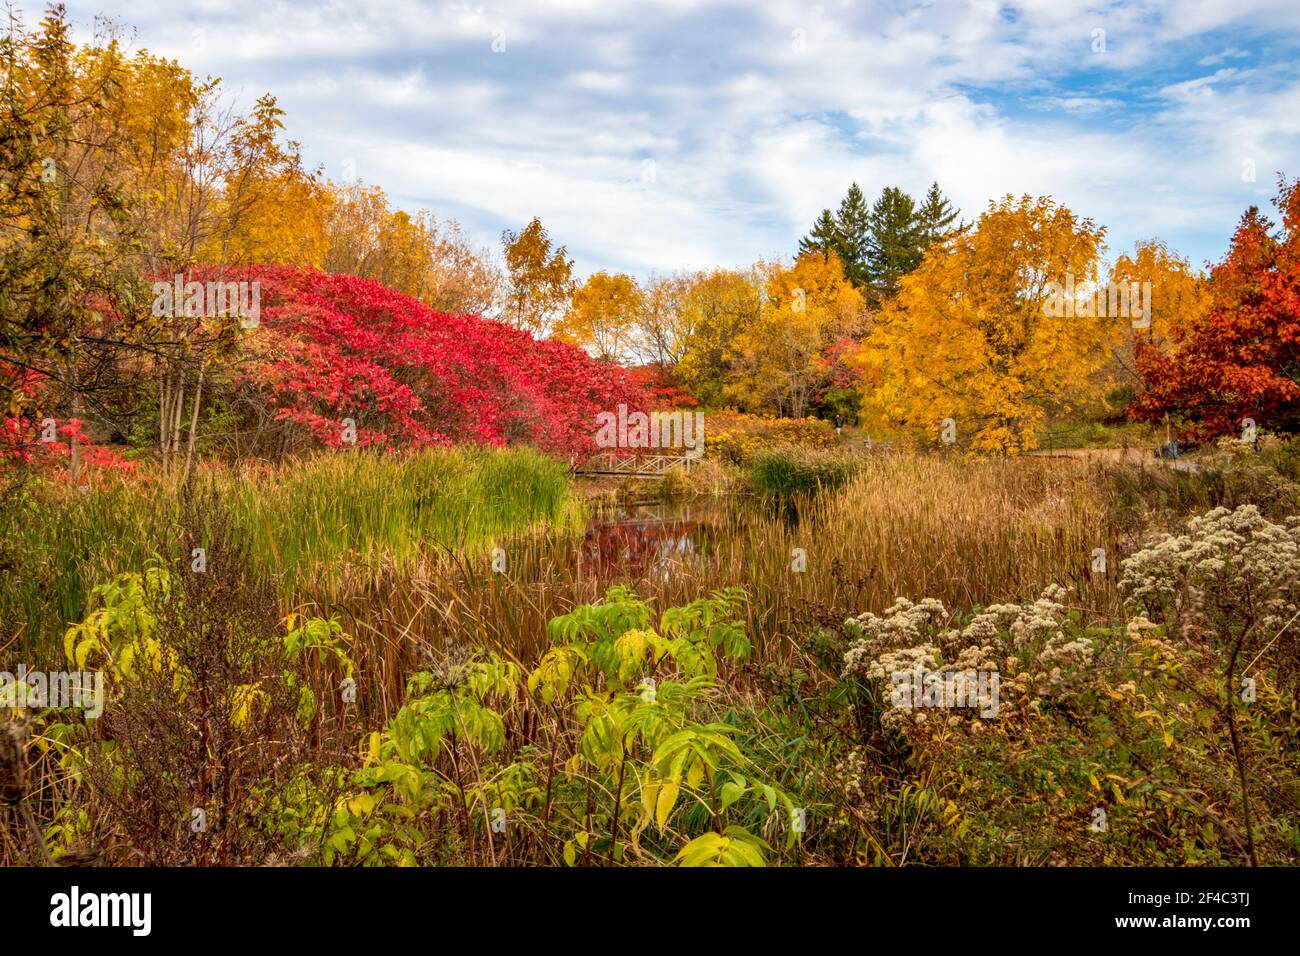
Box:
<box><xmin>842</xmin><ymin>584</ymin><xmax>1094</xmax><ymax>733</ymax></box>
<box><xmin>1120</xmin><ymin>505</ymin><xmax>1300</xmax><ymax>638</ymax></box>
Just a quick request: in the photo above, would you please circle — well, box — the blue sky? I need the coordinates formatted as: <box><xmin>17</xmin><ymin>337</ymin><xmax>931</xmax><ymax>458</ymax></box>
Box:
<box><xmin>40</xmin><ymin>0</ymin><xmax>1300</xmax><ymax>280</ymax></box>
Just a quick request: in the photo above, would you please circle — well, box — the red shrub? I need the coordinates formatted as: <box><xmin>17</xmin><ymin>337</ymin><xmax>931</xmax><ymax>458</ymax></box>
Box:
<box><xmin>226</xmin><ymin>266</ymin><xmax>646</xmax><ymax>458</ymax></box>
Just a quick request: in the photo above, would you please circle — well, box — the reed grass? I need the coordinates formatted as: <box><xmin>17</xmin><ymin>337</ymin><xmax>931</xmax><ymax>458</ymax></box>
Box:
<box><xmin>323</xmin><ymin>454</ymin><xmax>1133</xmax><ymax>715</ymax></box>
<box><xmin>3</xmin><ymin>448</ymin><xmax>1142</xmax><ymax>722</ymax></box>
<box><xmin>0</xmin><ymin>446</ymin><xmax>579</xmax><ymax>658</ymax></box>
<box><xmin>745</xmin><ymin>445</ymin><xmax>863</xmax><ymax>498</ymax></box>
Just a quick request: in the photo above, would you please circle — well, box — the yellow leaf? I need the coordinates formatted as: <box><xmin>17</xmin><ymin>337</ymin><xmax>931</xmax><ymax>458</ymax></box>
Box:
<box><xmin>656</xmin><ymin>782</ymin><xmax>680</xmax><ymax>831</ymax></box>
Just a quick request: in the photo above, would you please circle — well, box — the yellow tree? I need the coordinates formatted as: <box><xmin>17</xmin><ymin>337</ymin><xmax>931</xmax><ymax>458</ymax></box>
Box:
<box><xmin>633</xmin><ymin>273</ymin><xmax>693</xmax><ymax>370</ymax></box>
<box><xmin>202</xmin><ymin>94</ymin><xmax>329</xmax><ymax>267</ymax></box>
<box><xmin>856</xmin><ymin>195</ymin><xmax>1116</xmax><ymax>453</ymax></box>
<box><xmin>1111</xmin><ymin>239</ymin><xmax>1208</xmax><ymax>351</ymax></box>
<box><xmin>501</xmin><ymin>217</ymin><xmax>574</xmax><ymax>335</ymax></box>
<box><xmin>673</xmin><ymin>267</ymin><xmax>763</xmax><ymax>407</ymax></box>
<box><xmin>320</xmin><ymin>182</ymin><xmax>500</xmax><ymax>315</ymax></box>
<box><xmin>1103</xmin><ymin>239</ymin><xmax>1210</xmax><ymax>411</ymax></box>
<box><xmin>553</xmin><ymin>271</ymin><xmax>644</xmax><ymax>362</ymax></box>
<box><xmin>728</xmin><ymin>252</ymin><xmax>864</xmax><ymax>417</ymax></box>
<box><xmin>0</xmin><ymin>9</ymin><xmax>147</xmax><ymax>479</ymax></box>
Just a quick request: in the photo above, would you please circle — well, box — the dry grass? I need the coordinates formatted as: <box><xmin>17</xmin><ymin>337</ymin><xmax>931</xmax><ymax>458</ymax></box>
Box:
<box><xmin>313</xmin><ymin>453</ymin><xmax>1131</xmax><ymax>718</ymax></box>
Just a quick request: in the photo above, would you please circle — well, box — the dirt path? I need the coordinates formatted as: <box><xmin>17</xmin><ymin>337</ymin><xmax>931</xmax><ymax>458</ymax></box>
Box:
<box><xmin>1029</xmin><ymin>446</ymin><xmax>1205</xmax><ymax>472</ymax></box>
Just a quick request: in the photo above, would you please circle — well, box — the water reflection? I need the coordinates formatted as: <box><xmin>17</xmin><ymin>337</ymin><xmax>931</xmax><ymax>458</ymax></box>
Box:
<box><xmin>582</xmin><ymin>500</ymin><xmax>722</xmax><ymax>581</ymax></box>
<box><xmin>581</xmin><ymin>496</ymin><xmax>802</xmax><ymax>581</ymax></box>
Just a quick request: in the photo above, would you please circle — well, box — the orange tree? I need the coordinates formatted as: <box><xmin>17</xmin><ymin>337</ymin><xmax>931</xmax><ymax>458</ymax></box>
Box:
<box><xmin>1131</xmin><ymin>178</ymin><xmax>1300</xmax><ymax>441</ymax></box>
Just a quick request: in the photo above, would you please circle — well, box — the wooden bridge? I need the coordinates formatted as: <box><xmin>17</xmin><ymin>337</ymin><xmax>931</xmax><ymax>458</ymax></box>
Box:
<box><xmin>575</xmin><ymin>451</ymin><xmax>699</xmax><ymax>478</ymax></box>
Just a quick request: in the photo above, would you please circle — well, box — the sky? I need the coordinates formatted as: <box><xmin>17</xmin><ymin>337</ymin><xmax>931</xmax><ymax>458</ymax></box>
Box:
<box><xmin>35</xmin><ymin>0</ymin><xmax>1300</xmax><ymax>281</ymax></box>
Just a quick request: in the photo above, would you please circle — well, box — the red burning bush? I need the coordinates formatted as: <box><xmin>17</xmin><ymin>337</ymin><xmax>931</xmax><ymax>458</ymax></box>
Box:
<box><xmin>232</xmin><ymin>266</ymin><xmax>646</xmax><ymax>458</ymax></box>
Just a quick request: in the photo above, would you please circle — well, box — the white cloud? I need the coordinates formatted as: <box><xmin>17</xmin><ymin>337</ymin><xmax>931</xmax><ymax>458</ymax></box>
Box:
<box><xmin>1199</xmin><ymin>45</ymin><xmax>1250</xmax><ymax>66</ymax></box>
<box><xmin>37</xmin><ymin>0</ymin><xmax>1300</xmax><ymax>278</ymax></box>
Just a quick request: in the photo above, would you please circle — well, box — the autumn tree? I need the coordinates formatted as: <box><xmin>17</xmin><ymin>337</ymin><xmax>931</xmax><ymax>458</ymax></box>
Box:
<box><xmin>238</xmin><ymin>265</ymin><xmax>645</xmax><ymax>458</ymax></box>
<box><xmin>1111</xmin><ymin>239</ymin><xmax>1209</xmax><ymax>353</ymax></box>
<box><xmin>673</xmin><ymin>267</ymin><xmax>763</xmax><ymax>407</ymax></box>
<box><xmin>1131</xmin><ymin>179</ymin><xmax>1300</xmax><ymax>440</ymax></box>
<box><xmin>856</xmin><ymin>195</ymin><xmax>1117</xmax><ymax>453</ymax></box>
<box><xmin>729</xmin><ymin>252</ymin><xmax>865</xmax><ymax>418</ymax></box>
<box><xmin>553</xmin><ymin>270</ymin><xmax>644</xmax><ymax>362</ymax></box>
<box><xmin>0</xmin><ymin>6</ymin><xmax>147</xmax><ymax>479</ymax></box>
<box><xmin>633</xmin><ymin>272</ymin><xmax>693</xmax><ymax>371</ymax></box>
<box><xmin>321</xmin><ymin>182</ymin><xmax>500</xmax><ymax>316</ymax></box>
<box><xmin>0</xmin><ymin>7</ymin><xmax>359</xmax><ymax>478</ymax></box>
<box><xmin>501</xmin><ymin>217</ymin><xmax>574</xmax><ymax>335</ymax></box>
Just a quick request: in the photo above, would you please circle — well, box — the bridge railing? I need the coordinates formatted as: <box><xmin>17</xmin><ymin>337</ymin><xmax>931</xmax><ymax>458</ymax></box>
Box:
<box><xmin>575</xmin><ymin>451</ymin><xmax>698</xmax><ymax>475</ymax></box>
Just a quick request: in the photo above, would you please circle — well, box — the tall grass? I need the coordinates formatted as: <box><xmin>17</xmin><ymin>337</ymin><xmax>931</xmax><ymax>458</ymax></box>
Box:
<box><xmin>4</xmin><ymin>448</ymin><xmax>1152</xmax><ymax>722</ymax></box>
<box><xmin>325</xmin><ymin>455</ymin><xmax>1133</xmax><ymax>715</ymax></box>
<box><xmin>0</xmin><ymin>446</ymin><xmax>579</xmax><ymax>658</ymax></box>
<box><xmin>745</xmin><ymin>445</ymin><xmax>863</xmax><ymax>498</ymax></box>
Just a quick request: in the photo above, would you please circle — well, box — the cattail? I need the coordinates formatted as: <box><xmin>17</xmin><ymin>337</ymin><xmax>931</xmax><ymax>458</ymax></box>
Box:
<box><xmin>0</xmin><ymin>720</ymin><xmax>25</xmax><ymax>805</ymax></box>
<box><xmin>1</xmin><ymin>720</ymin><xmax>52</xmax><ymax>865</ymax></box>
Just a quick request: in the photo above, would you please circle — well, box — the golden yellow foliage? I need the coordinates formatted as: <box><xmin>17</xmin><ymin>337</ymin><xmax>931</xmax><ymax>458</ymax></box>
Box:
<box><xmin>728</xmin><ymin>252</ymin><xmax>864</xmax><ymax>418</ymax></box>
<box><xmin>856</xmin><ymin>195</ymin><xmax>1118</xmax><ymax>454</ymax></box>
<box><xmin>673</xmin><ymin>268</ymin><xmax>763</xmax><ymax>407</ymax></box>
<box><xmin>320</xmin><ymin>183</ymin><xmax>501</xmax><ymax>315</ymax></box>
<box><xmin>553</xmin><ymin>271</ymin><xmax>644</xmax><ymax>361</ymax></box>
<box><xmin>1111</xmin><ymin>239</ymin><xmax>1209</xmax><ymax>351</ymax></box>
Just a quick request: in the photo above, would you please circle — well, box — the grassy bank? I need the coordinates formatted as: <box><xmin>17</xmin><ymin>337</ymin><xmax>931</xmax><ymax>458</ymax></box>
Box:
<box><xmin>0</xmin><ymin>446</ymin><xmax>581</xmax><ymax>658</ymax></box>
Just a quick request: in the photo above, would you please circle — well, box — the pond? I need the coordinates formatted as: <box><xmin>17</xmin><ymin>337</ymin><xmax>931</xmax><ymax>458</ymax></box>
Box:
<box><xmin>580</xmin><ymin>495</ymin><xmax>800</xmax><ymax>581</ymax></box>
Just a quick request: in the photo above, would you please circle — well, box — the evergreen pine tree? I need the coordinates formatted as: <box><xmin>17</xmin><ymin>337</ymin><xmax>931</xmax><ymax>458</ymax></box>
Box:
<box><xmin>864</xmin><ymin>186</ymin><xmax>923</xmax><ymax>302</ymax></box>
<box><xmin>798</xmin><ymin>208</ymin><xmax>841</xmax><ymax>261</ymax></box>
<box><xmin>915</xmin><ymin>181</ymin><xmax>961</xmax><ymax>249</ymax></box>
<box><xmin>833</xmin><ymin>182</ymin><xmax>872</xmax><ymax>287</ymax></box>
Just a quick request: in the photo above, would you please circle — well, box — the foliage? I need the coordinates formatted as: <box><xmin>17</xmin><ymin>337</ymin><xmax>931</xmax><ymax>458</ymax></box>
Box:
<box><xmin>864</xmin><ymin>186</ymin><xmax>923</xmax><ymax>303</ymax></box>
<box><xmin>1111</xmin><ymin>239</ymin><xmax>1208</xmax><ymax>354</ymax></box>
<box><xmin>672</xmin><ymin>267</ymin><xmax>763</xmax><ymax>407</ymax></box>
<box><xmin>501</xmin><ymin>217</ymin><xmax>575</xmax><ymax>336</ymax></box>
<box><xmin>234</xmin><ymin>265</ymin><xmax>645</xmax><ymax>457</ymax></box>
<box><xmin>0</xmin><ymin>5</ymin><xmax>149</xmax><ymax>464</ymax></box>
<box><xmin>856</xmin><ymin>194</ymin><xmax>1118</xmax><ymax>454</ymax></box>
<box><xmin>800</xmin><ymin>181</ymin><xmax>961</xmax><ymax>300</ymax></box>
<box><xmin>27</xmin><ymin>512</ymin><xmax>354</xmax><ymax>865</ymax></box>
<box><xmin>727</xmin><ymin>252</ymin><xmax>866</xmax><ymax>418</ymax></box>
<box><xmin>312</xmin><ymin>586</ymin><xmax>802</xmax><ymax>867</ymax></box>
<box><xmin>1131</xmin><ymin>179</ymin><xmax>1300</xmax><ymax>441</ymax></box>
<box><xmin>800</xmin><ymin>182</ymin><xmax>871</xmax><ymax>287</ymax></box>
<box><xmin>553</xmin><ymin>270</ymin><xmax>644</xmax><ymax>362</ymax></box>
<box><xmin>321</xmin><ymin>181</ymin><xmax>502</xmax><ymax>317</ymax></box>
<box><xmin>703</xmin><ymin>410</ymin><xmax>840</xmax><ymax>464</ymax></box>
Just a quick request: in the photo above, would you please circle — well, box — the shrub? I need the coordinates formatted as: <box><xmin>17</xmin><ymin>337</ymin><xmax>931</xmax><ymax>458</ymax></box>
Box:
<box><xmin>296</xmin><ymin>586</ymin><xmax>804</xmax><ymax>866</ymax></box>
<box><xmin>746</xmin><ymin>445</ymin><xmax>861</xmax><ymax>498</ymax></box>
<box><xmin>222</xmin><ymin>265</ymin><xmax>645</xmax><ymax>458</ymax></box>
<box><xmin>704</xmin><ymin>411</ymin><xmax>839</xmax><ymax>465</ymax></box>
<box><xmin>32</xmin><ymin>505</ymin><xmax>353</xmax><ymax>865</ymax></box>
